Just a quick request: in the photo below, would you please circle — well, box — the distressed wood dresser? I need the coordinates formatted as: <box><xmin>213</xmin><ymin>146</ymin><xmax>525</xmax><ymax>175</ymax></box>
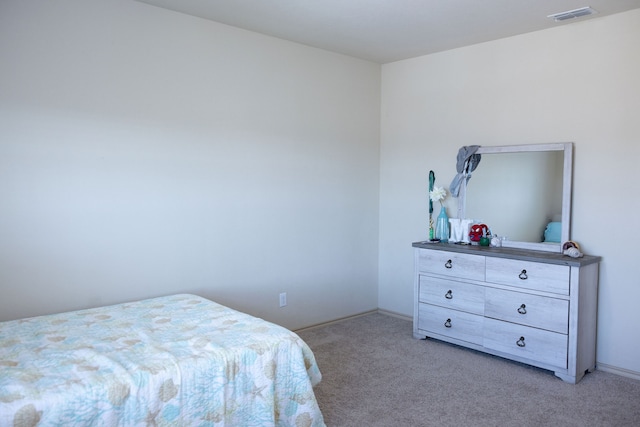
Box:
<box><xmin>413</xmin><ymin>242</ymin><xmax>601</xmax><ymax>384</ymax></box>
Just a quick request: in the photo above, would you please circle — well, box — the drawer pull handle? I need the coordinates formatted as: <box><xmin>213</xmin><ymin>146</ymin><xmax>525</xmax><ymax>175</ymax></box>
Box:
<box><xmin>444</xmin><ymin>318</ymin><xmax>452</xmax><ymax>328</ymax></box>
<box><xmin>519</xmin><ymin>269</ymin><xmax>528</xmax><ymax>280</ymax></box>
<box><xmin>517</xmin><ymin>304</ymin><xmax>527</xmax><ymax>314</ymax></box>
<box><xmin>445</xmin><ymin>290</ymin><xmax>453</xmax><ymax>299</ymax></box>
<box><xmin>516</xmin><ymin>336</ymin><xmax>526</xmax><ymax>347</ymax></box>
<box><xmin>445</xmin><ymin>260</ymin><xmax>452</xmax><ymax>269</ymax></box>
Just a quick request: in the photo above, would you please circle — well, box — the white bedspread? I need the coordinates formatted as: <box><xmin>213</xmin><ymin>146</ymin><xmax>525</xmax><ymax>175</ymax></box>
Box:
<box><xmin>0</xmin><ymin>294</ymin><xmax>324</xmax><ymax>426</ymax></box>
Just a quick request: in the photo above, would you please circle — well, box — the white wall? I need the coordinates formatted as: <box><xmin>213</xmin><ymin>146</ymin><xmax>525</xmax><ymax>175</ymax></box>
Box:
<box><xmin>379</xmin><ymin>9</ymin><xmax>640</xmax><ymax>376</ymax></box>
<box><xmin>0</xmin><ymin>0</ymin><xmax>381</xmax><ymax>329</ymax></box>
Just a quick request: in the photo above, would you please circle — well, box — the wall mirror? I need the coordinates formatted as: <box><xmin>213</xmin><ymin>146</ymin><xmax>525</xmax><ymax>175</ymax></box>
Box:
<box><xmin>457</xmin><ymin>142</ymin><xmax>573</xmax><ymax>253</ymax></box>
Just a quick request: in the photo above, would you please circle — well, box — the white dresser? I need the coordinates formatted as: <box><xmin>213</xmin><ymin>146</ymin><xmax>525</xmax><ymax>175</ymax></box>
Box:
<box><xmin>413</xmin><ymin>242</ymin><xmax>601</xmax><ymax>384</ymax></box>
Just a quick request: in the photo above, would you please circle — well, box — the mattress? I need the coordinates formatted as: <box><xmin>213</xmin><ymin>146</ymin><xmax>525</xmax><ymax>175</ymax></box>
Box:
<box><xmin>0</xmin><ymin>294</ymin><xmax>324</xmax><ymax>426</ymax></box>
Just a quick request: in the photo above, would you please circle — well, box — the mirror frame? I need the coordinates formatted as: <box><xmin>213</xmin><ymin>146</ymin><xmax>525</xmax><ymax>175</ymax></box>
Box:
<box><xmin>456</xmin><ymin>142</ymin><xmax>573</xmax><ymax>253</ymax></box>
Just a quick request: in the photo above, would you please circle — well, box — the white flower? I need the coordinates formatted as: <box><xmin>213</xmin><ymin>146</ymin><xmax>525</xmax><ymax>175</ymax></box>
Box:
<box><xmin>429</xmin><ymin>186</ymin><xmax>447</xmax><ymax>203</ymax></box>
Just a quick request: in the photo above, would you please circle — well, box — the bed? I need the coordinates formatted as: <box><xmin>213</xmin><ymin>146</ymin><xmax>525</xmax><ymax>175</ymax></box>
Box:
<box><xmin>0</xmin><ymin>294</ymin><xmax>325</xmax><ymax>426</ymax></box>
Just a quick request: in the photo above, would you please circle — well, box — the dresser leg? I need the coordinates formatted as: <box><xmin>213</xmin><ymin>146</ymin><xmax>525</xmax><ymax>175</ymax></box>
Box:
<box><xmin>555</xmin><ymin>368</ymin><xmax>593</xmax><ymax>384</ymax></box>
<box><xmin>554</xmin><ymin>372</ymin><xmax>578</xmax><ymax>384</ymax></box>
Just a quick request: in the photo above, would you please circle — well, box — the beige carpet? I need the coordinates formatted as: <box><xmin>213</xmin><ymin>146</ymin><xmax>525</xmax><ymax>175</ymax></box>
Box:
<box><xmin>297</xmin><ymin>313</ymin><xmax>640</xmax><ymax>427</ymax></box>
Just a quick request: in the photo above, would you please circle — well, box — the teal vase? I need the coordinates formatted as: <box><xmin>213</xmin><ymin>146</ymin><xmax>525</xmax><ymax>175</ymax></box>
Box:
<box><xmin>435</xmin><ymin>206</ymin><xmax>449</xmax><ymax>242</ymax></box>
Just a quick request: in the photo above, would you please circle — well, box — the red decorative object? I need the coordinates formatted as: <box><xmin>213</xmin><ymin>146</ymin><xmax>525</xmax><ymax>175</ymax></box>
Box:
<box><xmin>469</xmin><ymin>223</ymin><xmax>489</xmax><ymax>242</ymax></box>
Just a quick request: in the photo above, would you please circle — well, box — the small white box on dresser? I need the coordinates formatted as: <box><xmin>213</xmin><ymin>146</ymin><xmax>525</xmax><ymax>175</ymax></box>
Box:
<box><xmin>413</xmin><ymin>242</ymin><xmax>601</xmax><ymax>384</ymax></box>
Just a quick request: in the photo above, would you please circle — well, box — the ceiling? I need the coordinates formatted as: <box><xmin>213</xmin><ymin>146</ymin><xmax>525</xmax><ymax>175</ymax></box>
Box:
<box><xmin>135</xmin><ymin>0</ymin><xmax>640</xmax><ymax>63</ymax></box>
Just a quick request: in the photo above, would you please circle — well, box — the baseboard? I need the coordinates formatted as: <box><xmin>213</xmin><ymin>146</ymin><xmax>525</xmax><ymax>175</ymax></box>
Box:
<box><xmin>294</xmin><ymin>308</ymin><xmax>412</xmax><ymax>333</ymax></box>
<box><xmin>596</xmin><ymin>362</ymin><xmax>640</xmax><ymax>381</ymax></box>
<box><xmin>376</xmin><ymin>308</ymin><xmax>412</xmax><ymax>322</ymax></box>
<box><xmin>294</xmin><ymin>309</ymin><xmax>378</xmax><ymax>333</ymax></box>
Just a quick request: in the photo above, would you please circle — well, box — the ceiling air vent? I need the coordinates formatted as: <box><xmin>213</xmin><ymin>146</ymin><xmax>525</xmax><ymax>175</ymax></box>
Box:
<box><xmin>547</xmin><ymin>6</ymin><xmax>597</xmax><ymax>22</ymax></box>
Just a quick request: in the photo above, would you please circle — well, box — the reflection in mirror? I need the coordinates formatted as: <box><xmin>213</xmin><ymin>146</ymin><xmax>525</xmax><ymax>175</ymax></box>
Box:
<box><xmin>466</xmin><ymin>151</ymin><xmax>563</xmax><ymax>242</ymax></box>
<box><xmin>459</xmin><ymin>143</ymin><xmax>572</xmax><ymax>253</ymax></box>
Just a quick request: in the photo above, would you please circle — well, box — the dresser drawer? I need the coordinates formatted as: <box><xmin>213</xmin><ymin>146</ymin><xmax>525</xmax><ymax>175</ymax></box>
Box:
<box><xmin>483</xmin><ymin>318</ymin><xmax>568</xmax><ymax>368</ymax></box>
<box><xmin>419</xmin><ymin>275</ymin><xmax>484</xmax><ymax>315</ymax></box>
<box><xmin>485</xmin><ymin>288</ymin><xmax>568</xmax><ymax>334</ymax></box>
<box><xmin>418</xmin><ymin>249</ymin><xmax>485</xmax><ymax>281</ymax></box>
<box><xmin>418</xmin><ymin>303</ymin><xmax>484</xmax><ymax>345</ymax></box>
<box><xmin>485</xmin><ymin>257</ymin><xmax>570</xmax><ymax>295</ymax></box>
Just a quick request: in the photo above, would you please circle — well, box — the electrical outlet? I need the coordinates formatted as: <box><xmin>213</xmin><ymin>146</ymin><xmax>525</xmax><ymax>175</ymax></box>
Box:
<box><xmin>279</xmin><ymin>292</ymin><xmax>287</xmax><ymax>307</ymax></box>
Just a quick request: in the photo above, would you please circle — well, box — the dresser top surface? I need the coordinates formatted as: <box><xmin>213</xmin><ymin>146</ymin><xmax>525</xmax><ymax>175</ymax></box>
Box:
<box><xmin>412</xmin><ymin>241</ymin><xmax>601</xmax><ymax>267</ymax></box>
